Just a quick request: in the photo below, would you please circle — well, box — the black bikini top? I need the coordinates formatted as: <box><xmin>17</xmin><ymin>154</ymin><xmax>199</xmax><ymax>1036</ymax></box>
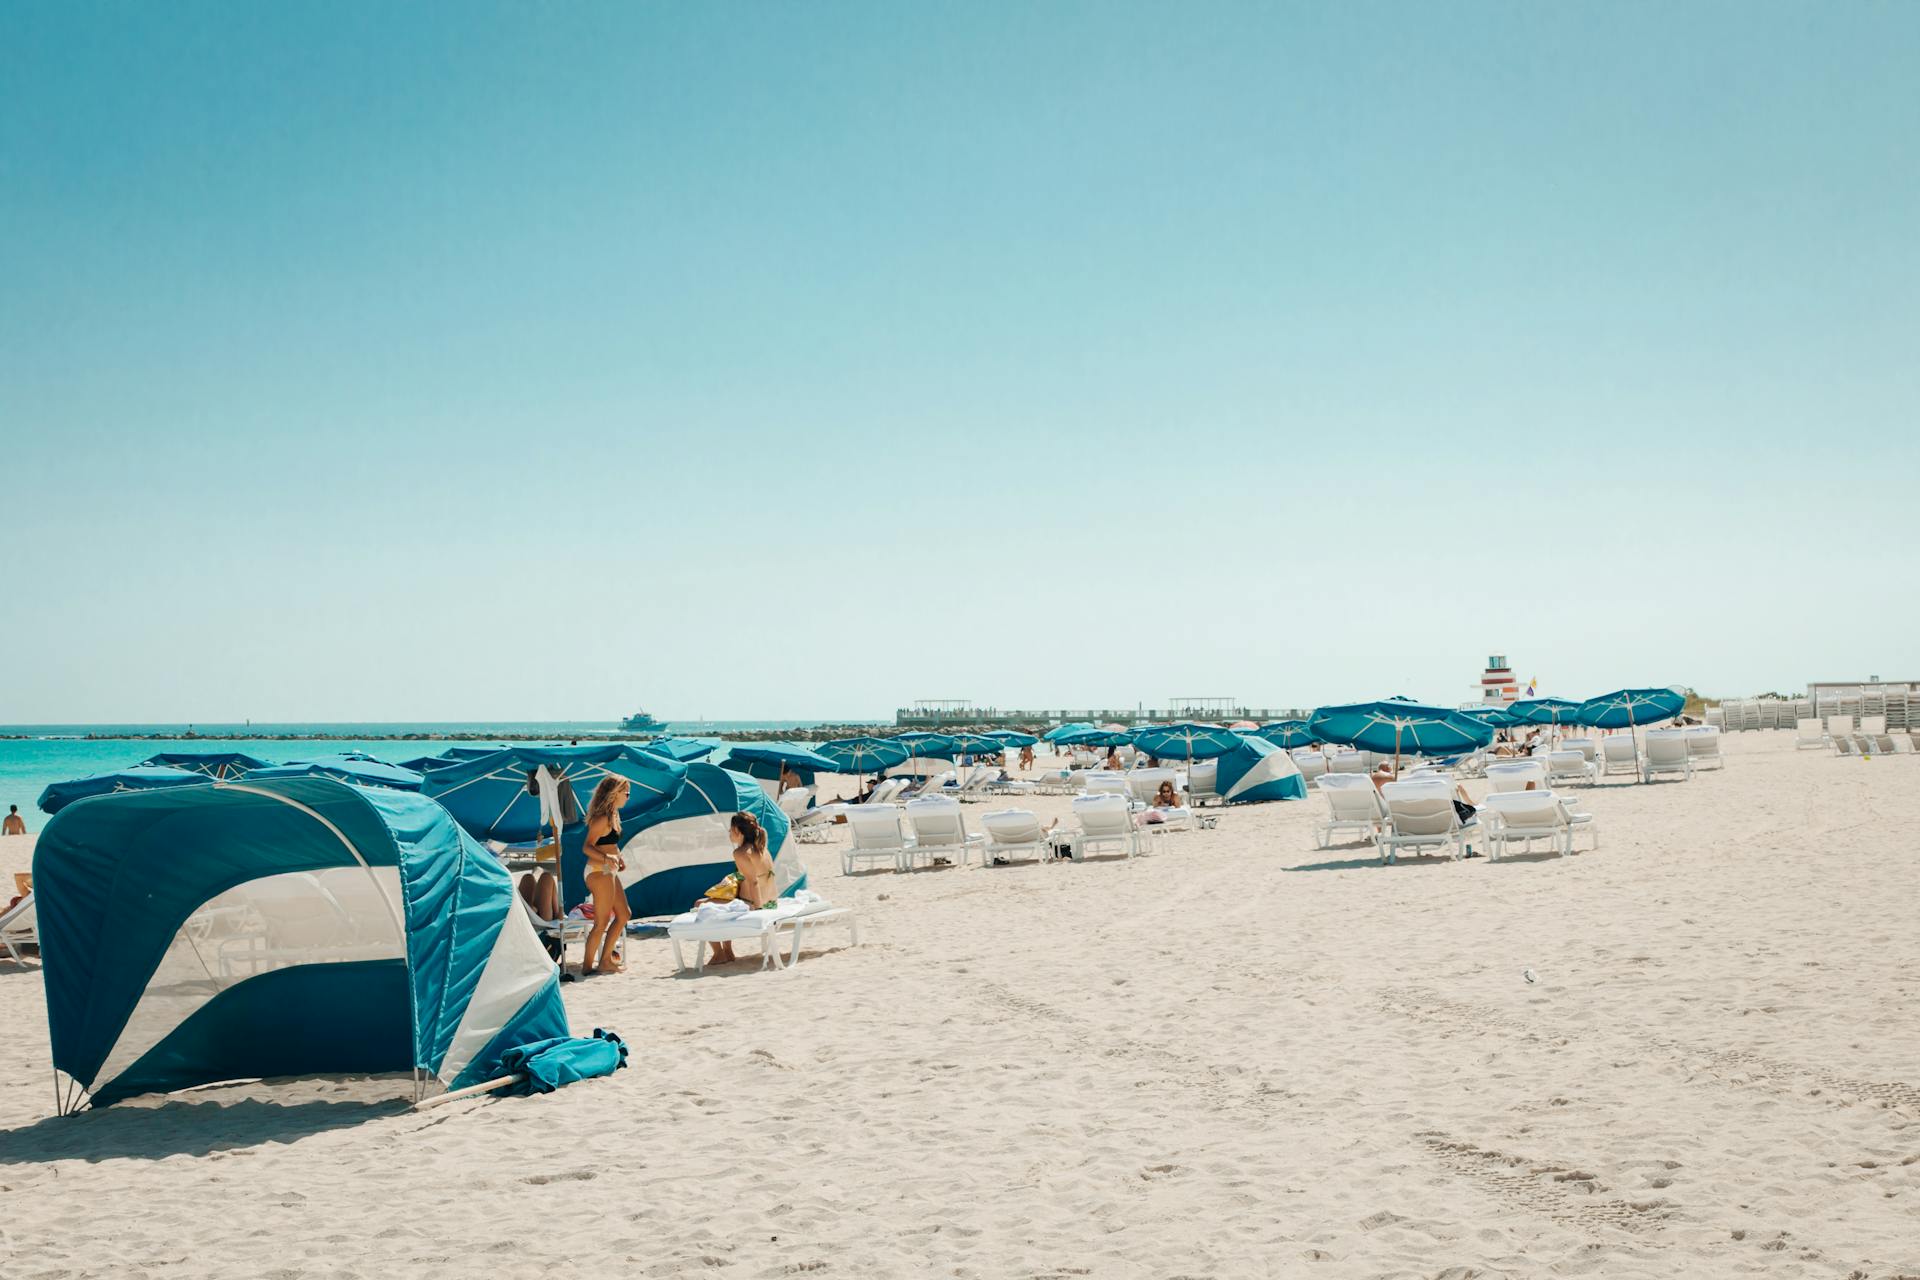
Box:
<box><xmin>591</xmin><ymin>822</ymin><xmax>622</xmax><ymax>850</ymax></box>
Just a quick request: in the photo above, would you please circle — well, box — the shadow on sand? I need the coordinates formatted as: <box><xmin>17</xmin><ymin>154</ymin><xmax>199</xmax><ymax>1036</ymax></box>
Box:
<box><xmin>0</xmin><ymin>1089</ymin><xmax>408</xmax><ymax>1163</ymax></box>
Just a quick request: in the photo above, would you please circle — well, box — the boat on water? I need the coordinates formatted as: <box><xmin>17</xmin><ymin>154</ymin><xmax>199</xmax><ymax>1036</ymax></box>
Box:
<box><xmin>619</xmin><ymin>710</ymin><xmax>667</xmax><ymax>733</ymax></box>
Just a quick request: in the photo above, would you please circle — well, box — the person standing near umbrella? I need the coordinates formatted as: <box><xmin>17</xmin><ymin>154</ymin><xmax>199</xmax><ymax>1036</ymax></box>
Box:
<box><xmin>581</xmin><ymin>777</ymin><xmax>632</xmax><ymax>977</ymax></box>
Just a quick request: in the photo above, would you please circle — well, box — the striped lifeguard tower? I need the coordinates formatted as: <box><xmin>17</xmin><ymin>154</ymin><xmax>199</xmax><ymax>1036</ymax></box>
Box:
<box><xmin>1478</xmin><ymin>655</ymin><xmax>1520</xmax><ymax>705</ymax></box>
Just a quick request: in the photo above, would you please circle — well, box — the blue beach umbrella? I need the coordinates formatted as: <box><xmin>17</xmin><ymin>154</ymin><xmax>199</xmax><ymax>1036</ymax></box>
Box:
<box><xmin>894</xmin><ymin>731</ymin><xmax>958</xmax><ymax>757</ymax></box>
<box><xmin>1253</xmin><ymin>720</ymin><xmax>1315</xmax><ymax>749</ymax></box>
<box><xmin>721</xmin><ymin>740</ymin><xmax>842</xmax><ymax>779</ymax></box>
<box><xmin>1576</xmin><ymin>687</ymin><xmax>1687</xmax><ymax>731</ymax></box>
<box><xmin>814</xmin><ymin>736</ymin><xmax>913</xmax><ymax>776</ymax></box>
<box><xmin>38</xmin><ymin>765</ymin><xmax>210</xmax><ymax>815</ymax></box>
<box><xmin>1507</xmin><ymin>698</ymin><xmax>1581</xmax><ymax>727</ymax></box>
<box><xmin>420</xmin><ymin>744</ymin><xmax>687</xmax><ymax>846</ymax></box>
<box><xmin>1055</xmin><ymin>725</ymin><xmax>1137</xmax><ymax>749</ymax></box>
<box><xmin>638</xmin><ymin>736</ymin><xmax>717</xmax><ymax>763</ymax></box>
<box><xmin>984</xmin><ymin>729</ymin><xmax>1040</xmax><ymax>748</ymax></box>
<box><xmin>1460</xmin><ymin>706</ymin><xmax>1524</xmax><ymax>731</ymax></box>
<box><xmin>248</xmin><ymin>756</ymin><xmax>425</xmax><ymax>791</ymax></box>
<box><xmin>495</xmin><ymin>1029</ymin><xmax>630</xmax><ymax>1097</ymax></box>
<box><xmin>1130</xmin><ymin>722</ymin><xmax>1245</xmax><ymax>760</ymax></box>
<box><xmin>1309</xmin><ymin>700</ymin><xmax>1495</xmax><ymax>769</ymax></box>
<box><xmin>139</xmin><ymin>751</ymin><xmax>272</xmax><ymax>780</ymax></box>
<box><xmin>1043</xmin><ymin>722</ymin><xmax>1095</xmax><ymax>743</ymax></box>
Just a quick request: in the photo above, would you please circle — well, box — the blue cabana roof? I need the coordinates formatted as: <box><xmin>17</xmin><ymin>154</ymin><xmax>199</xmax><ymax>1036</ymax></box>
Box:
<box><xmin>34</xmin><ymin>776</ymin><xmax>568</xmax><ymax>1109</ymax></box>
<box><xmin>1043</xmin><ymin>722</ymin><xmax>1094</xmax><ymax>743</ymax></box>
<box><xmin>38</xmin><ymin>765</ymin><xmax>210</xmax><ymax>815</ymax></box>
<box><xmin>138</xmin><ymin>751</ymin><xmax>272</xmax><ymax>779</ymax></box>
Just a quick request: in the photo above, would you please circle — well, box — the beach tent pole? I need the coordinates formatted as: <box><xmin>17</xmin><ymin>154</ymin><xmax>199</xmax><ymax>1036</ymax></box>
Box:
<box><xmin>415</xmin><ymin>1072</ymin><xmax>525</xmax><ymax>1110</ymax></box>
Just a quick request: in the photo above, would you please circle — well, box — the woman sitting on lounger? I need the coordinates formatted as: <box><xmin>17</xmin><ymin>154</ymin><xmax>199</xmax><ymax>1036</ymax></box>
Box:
<box><xmin>704</xmin><ymin>811</ymin><xmax>777</xmax><ymax>966</ymax></box>
<box><xmin>1139</xmin><ymin>779</ymin><xmax>1183</xmax><ymax>825</ymax></box>
<box><xmin>1104</xmin><ymin>748</ymin><xmax>1123</xmax><ymax>771</ymax></box>
<box><xmin>580</xmin><ymin>776</ymin><xmax>632</xmax><ymax>978</ymax></box>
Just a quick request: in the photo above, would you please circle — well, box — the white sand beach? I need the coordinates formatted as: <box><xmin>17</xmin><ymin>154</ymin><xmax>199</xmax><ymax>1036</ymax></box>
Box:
<box><xmin>2</xmin><ymin>730</ymin><xmax>1917</xmax><ymax>1279</ymax></box>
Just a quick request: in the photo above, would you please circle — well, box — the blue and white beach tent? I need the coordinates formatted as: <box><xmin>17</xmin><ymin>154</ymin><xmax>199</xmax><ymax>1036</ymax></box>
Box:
<box><xmin>608</xmin><ymin>762</ymin><xmax>801</xmax><ymax>919</ymax></box>
<box><xmin>1211</xmin><ymin>734</ymin><xmax>1309</xmax><ymax>803</ymax></box>
<box><xmin>139</xmin><ymin>751</ymin><xmax>272</xmax><ymax>779</ymax></box>
<box><xmin>38</xmin><ymin>765</ymin><xmax>209</xmax><ymax>815</ymax></box>
<box><xmin>34</xmin><ymin>776</ymin><xmax>568</xmax><ymax>1112</ymax></box>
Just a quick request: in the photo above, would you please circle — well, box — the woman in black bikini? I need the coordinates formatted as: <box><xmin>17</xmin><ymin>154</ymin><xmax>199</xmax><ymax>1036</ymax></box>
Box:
<box><xmin>581</xmin><ymin>776</ymin><xmax>631</xmax><ymax>977</ymax></box>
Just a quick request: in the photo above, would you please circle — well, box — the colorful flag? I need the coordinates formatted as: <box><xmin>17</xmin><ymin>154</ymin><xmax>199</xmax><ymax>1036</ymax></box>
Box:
<box><xmin>1526</xmin><ymin>676</ymin><xmax>1537</xmax><ymax>696</ymax></box>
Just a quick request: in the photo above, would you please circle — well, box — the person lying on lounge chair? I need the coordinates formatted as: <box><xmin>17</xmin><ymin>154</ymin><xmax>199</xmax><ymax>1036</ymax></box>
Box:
<box><xmin>1104</xmin><ymin>748</ymin><xmax>1123</xmax><ymax>771</ymax></box>
<box><xmin>1139</xmin><ymin>779</ymin><xmax>1184</xmax><ymax>825</ymax></box>
<box><xmin>518</xmin><ymin>869</ymin><xmax>559</xmax><ymax>921</ymax></box>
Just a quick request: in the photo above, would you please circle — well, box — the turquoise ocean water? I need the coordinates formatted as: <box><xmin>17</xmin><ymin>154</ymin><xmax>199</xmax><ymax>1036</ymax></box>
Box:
<box><xmin>0</xmin><ymin>721</ymin><xmax>871</xmax><ymax>834</ymax></box>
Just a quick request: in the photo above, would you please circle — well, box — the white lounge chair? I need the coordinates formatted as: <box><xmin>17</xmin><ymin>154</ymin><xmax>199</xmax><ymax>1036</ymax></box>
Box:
<box><xmin>901</xmin><ymin>796</ymin><xmax>984</xmax><ymax>871</ymax></box>
<box><xmin>843</xmin><ymin>804</ymin><xmax>911</xmax><ymax>874</ymax></box>
<box><xmin>1641</xmin><ymin>731</ymin><xmax>1695</xmax><ymax>782</ymax></box>
<box><xmin>1795</xmin><ymin>718</ymin><xmax>1827</xmax><ymax>750</ymax></box>
<box><xmin>1376</xmin><ymin>779</ymin><xmax>1479</xmax><ymax>863</ymax></box>
<box><xmin>1314</xmin><ymin>774</ymin><xmax>1386</xmax><ymax>849</ymax></box>
<box><xmin>1485</xmin><ymin>760</ymin><xmax>1549</xmax><ymax>792</ymax></box>
<box><xmin>951</xmin><ymin>768</ymin><xmax>1001</xmax><ymax>802</ymax></box>
<box><xmin>1826</xmin><ymin>715</ymin><xmax>1856</xmax><ymax>745</ymax></box>
<box><xmin>1891</xmin><ymin>735</ymin><xmax>1915</xmax><ymax>755</ymax></box>
<box><xmin>1599</xmin><ymin>735</ymin><xmax>1640</xmax><ymax>777</ymax></box>
<box><xmin>782</xmin><ymin>792</ymin><xmax>843</xmax><ymax>845</ymax></box>
<box><xmin>980</xmin><ymin>809</ymin><xmax>1055</xmax><ymax>866</ymax></box>
<box><xmin>1562</xmin><ymin>738</ymin><xmax>1599</xmax><ymax>764</ymax></box>
<box><xmin>0</xmin><ymin>893</ymin><xmax>36</xmax><ymax>964</ymax></box>
<box><xmin>1329</xmin><ymin>751</ymin><xmax>1369</xmax><ymax>775</ymax></box>
<box><xmin>519</xmin><ymin>895</ymin><xmax>591</xmax><ymax>967</ymax></box>
<box><xmin>1545</xmin><ymin>750</ymin><xmax>1597</xmax><ymax>787</ymax></box>
<box><xmin>1480</xmin><ymin>790</ymin><xmax>1597</xmax><ymax>859</ymax></box>
<box><xmin>1123</xmin><ymin>767</ymin><xmax>1183</xmax><ymax>806</ymax></box>
<box><xmin>1123</xmin><ymin>769</ymin><xmax>1195</xmax><ymax>830</ymax></box>
<box><xmin>1683</xmin><ymin>726</ymin><xmax>1724</xmax><ymax>769</ymax></box>
<box><xmin>1068</xmin><ymin>793</ymin><xmax>1148</xmax><ymax>860</ymax></box>
<box><xmin>1834</xmin><ymin>735</ymin><xmax>1859</xmax><ymax>757</ymax></box>
<box><xmin>1187</xmin><ymin>760</ymin><xmax>1224</xmax><ymax>806</ymax></box>
<box><xmin>1084</xmin><ymin>771</ymin><xmax>1133</xmax><ymax>801</ymax></box>
<box><xmin>1862</xmin><ymin>715</ymin><xmax>1887</xmax><ymax>736</ymax></box>
<box><xmin>667</xmin><ymin>897</ymin><xmax>857</xmax><ymax>974</ymax></box>
<box><xmin>1290</xmin><ymin>749</ymin><xmax>1329</xmax><ymax>783</ymax></box>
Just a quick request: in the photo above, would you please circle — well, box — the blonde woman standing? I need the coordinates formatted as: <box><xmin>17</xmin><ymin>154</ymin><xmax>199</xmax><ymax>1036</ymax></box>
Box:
<box><xmin>581</xmin><ymin>776</ymin><xmax>631</xmax><ymax>976</ymax></box>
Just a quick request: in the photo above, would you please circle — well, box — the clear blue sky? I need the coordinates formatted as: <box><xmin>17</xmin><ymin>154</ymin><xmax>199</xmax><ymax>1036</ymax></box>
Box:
<box><xmin>3</xmin><ymin>2</ymin><xmax>1915</xmax><ymax>722</ymax></box>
